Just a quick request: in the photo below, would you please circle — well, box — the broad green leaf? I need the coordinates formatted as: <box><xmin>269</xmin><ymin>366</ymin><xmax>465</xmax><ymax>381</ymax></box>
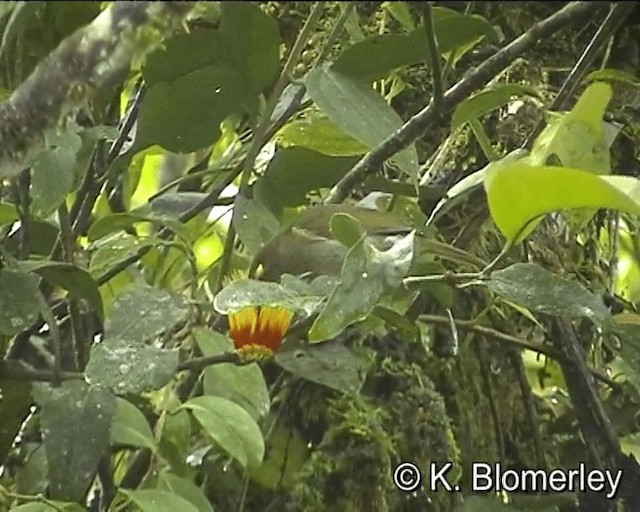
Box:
<box><xmin>233</xmin><ymin>196</ymin><xmax>282</xmax><ymax>256</ymax></box>
<box><xmin>0</xmin><ymin>202</ymin><xmax>18</xmax><ymax>225</ymax></box>
<box><xmin>19</xmin><ymin>260</ymin><xmax>103</xmax><ymax>320</ymax></box>
<box><xmin>105</xmin><ymin>285</ymin><xmax>188</xmax><ymax>342</ymax></box>
<box><xmin>181</xmin><ymin>396</ymin><xmax>265</xmax><ymax>470</ymax></box>
<box><xmin>214</xmin><ymin>279</ymin><xmax>298</xmax><ymax>314</ymax></box>
<box><xmin>275</xmin><ymin>341</ymin><xmax>370</xmax><ymax>393</ymax></box>
<box><xmin>309</xmin><ymin>231</ymin><xmax>415</xmax><ymax>341</ymax></box>
<box><xmin>484</xmin><ymin>163</ymin><xmax>640</xmax><ymax>242</ymax></box>
<box><xmin>149</xmin><ymin>192</ymin><xmax>211</xmax><ymax>218</ymax></box>
<box><xmin>120</xmin><ymin>489</ymin><xmax>198</xmax><ymax>512</ymax></box>
<box><xmin>158</xmin><ymin>471</ymin><xmax>214</xmax><ymax>512</ymax></box>
<box><xmin>427</xmin><ymin>149</ymin><xmax>528</xmax><ymax>223</ymax></box>
<box><xmin>87</xmin><ymin>212</ymin><xmax>188</xmax><ymax>242</ymax></box>
<box><xmin>276</xmin><ymin>118</ymin><xmax>368</xmax><ymax>157</ymax></box>
<box><xmin>220</xmin><ymin>2</ymin><xmax>279</xmax><ymax>96</ymax></box>
<box><xmin>85</xmin><ymin>340</ymin><xmax>179</xmax><ymax>394</ymax></box>
<box><xmin>193</xmin><ymin>327</ymin><xmax>270</xmax><ymax>420</ymax></box>
<box><xmin>586</xmin><ymin>69</ymin><xmax>640</xmax><ymax>88</ymax></box>
<box><xmin>529</xmin><ymin>82</ymin><xmax>612</xmax><ymax>174</ymax></box>
<box><xmin>254</xmin><ymin>147</ymin><xmax>359</xmax><ymax>214</ymax></box>
<box><xmin>330</xmin><ymin>212</ymin><xmax>366</xmax><ymax>248</ymax></box>
<box><xmin>249</xmin><ymin>419</ymin><xmax>309</xmax><ymax>490</ymax></box>
<box><xmin>486</xmin><ymin>263</ymin><xmax>611</xmax><ymax>326</ymax></box>
<box><xmin>144</xmin><ymin>29</ymin><xmax>224</xmax><ymax>86</ymax></box>
<box><xmin>383</xmin><ymin>1</ymin><xmax>415</xmax><ymax>30</ymax></box>
<box><xmin>306</xmin><ymin>65</ymin><xmax>419</xmax><ymax>180</ymax></box>
<box><xmin>11</xmin><ymin>504</ymin><xmax>85</xmax><ymax>512</ymax></box>
<box><xmin>0</xmin><ymin>269</ymin><xmax>40</xmax><ymax>335</ymax></box>
<box><xmin>111</xmin><ymin>397</ymin><xmax>157</xmax><ymax>452</ymax></box>
<box><xmin>5</xmin><ymin>220</ymin><xmax>59</xmax><ymax>256</ymax></box>
<box><xmin>0</xmin><ymin>378</ymin><xmax>32</xmax><ymax>464</ymax></box>
<box><xmin>32</xmin><ymin>381</ymin><xmax>116</xmax><ymax>502</ymax></box>
<box><xmin>451</xmin><ymin>84</ymin><xmax>540</xmax><ymax>131</ymax></box>
<box><xmin>332</xmin><ymin>8</ymin><xmax>498</xmax><ymax>79</ymax></box>
<box><xmin>135</xmin><ymin>63</ymin><xmax>247</xmax><ymax>154</ymax></box>
<box><xmin>30</xmin><ymin>131</ymin><xmax>82</xmax><ymax>217</ymax></box>
<box><xmin>88</xmin><ymin>232</ymin><xmax>158</xmax><ymax>279</ymax></box>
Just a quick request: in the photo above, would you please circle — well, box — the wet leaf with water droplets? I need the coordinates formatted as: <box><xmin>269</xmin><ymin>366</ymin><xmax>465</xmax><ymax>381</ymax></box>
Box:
<box><xmin>0</xmin><ymin>269</ymin><xmax>41</xmax><ymax>335</ymax></box>
<box><xmin>487</xmin><ymin>263</ymin><xmax>611</xmax><ymax>326</ymax></box>
<box><xmin>105</xmin><ymin>285</ymin><xmax>188</xmax><ymax>342</ymax></box>
<box><xmin>85</xmin><ymin>340</ymin><xmax>179</xmax><ymax>394</ymax></box>
<box><xmin>33</xmin><ymin>381</ymin><xmax>115</xmax><ymax>502</ymax></box>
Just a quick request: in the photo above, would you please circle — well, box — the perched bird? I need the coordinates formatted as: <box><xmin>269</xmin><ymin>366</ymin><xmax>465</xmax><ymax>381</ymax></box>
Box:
<box><xmin>254</xmin><ymin>203</ymin><xmax>411</xmax><ymax>281</ymax></box>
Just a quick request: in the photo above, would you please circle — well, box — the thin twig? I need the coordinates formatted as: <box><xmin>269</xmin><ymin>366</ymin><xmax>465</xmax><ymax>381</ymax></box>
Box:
<box><xmin>418</xmin><ymin>313</ymin><xmax>619</xmax><ymax>389</ymax></box>
<box><xmin>323</xmin><ymin>1</ymin><xmax>601</xmax><ymax>204</ymax></box>
<box><xmin>423</xmin><ymin>3</ymin><xmax>443</xmax><ymax>110</ymax></box>
<box><xmin>523</xmin><ymin>2</ymin><xmax>637</xmax><ymax>150</ymax></box>
<box><xmin>58</xmin><ymin>202</ymin><xmax>84</xmax><ymax>371</ymax></box>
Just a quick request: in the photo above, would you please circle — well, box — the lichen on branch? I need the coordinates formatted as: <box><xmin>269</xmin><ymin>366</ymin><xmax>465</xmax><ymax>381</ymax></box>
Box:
<box><xmin>0</xmin><ymin>1</ymin><xmax>194</xmax><ymax>178</ymax></box>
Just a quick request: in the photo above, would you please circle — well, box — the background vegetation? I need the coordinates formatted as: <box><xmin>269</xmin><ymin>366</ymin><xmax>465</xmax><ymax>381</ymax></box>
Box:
<box><xmin>0</xmin><ymin>2</ymin><xmax>640</xmax><ymax>511</ymax></box>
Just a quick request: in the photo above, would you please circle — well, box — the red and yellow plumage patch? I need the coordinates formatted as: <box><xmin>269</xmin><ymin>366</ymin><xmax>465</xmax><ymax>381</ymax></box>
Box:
<box><xmin>228</xmin><ymin>306</ymin><xmax>294</xmax><ymax>354</ymax></box>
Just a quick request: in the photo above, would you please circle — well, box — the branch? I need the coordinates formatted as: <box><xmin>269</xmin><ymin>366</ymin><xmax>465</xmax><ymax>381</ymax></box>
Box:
<box><xmin>423</xmin><ymin>3</ymin><xmax>443</xmax><ymax>110</ymax></box>
<box><xmin>323</xmin><ymin>1</ymin><xmax>602</xmax><ymax>204</ymax></box>
<box><xmin>523</xmin><ymin>2</ymin><xmax>637</xmax><ymax>149</ymax></box>
<box><xmin>0</xmin><ymin>2</ymin><xmax>194</xmax><ymax>178</ymax></box>
<box><xmin>419</xmin><ymin>313</ymin><xmax>619</xmax><ymax>389</ymax></box>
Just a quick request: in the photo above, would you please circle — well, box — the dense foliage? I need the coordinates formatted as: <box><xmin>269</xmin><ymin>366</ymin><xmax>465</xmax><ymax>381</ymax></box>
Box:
<box><xmin>0</xmin><ymin>2</ymin><xmax>640</xmax><ymax>511</ymax></box>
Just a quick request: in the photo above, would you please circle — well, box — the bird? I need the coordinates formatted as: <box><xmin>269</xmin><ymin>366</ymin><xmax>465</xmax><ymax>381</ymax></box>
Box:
<box><xmin>254</xmin><ymin>203</ymin><xmax>412</xmax><ymax>281</ymax></box>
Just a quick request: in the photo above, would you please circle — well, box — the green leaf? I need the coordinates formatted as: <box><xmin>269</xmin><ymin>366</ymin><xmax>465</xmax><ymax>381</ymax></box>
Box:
<box><xmin>32</xmin><ymin>381</ymin><xmax>116</xmax><ymax>502</ymax></box>
<box><xmin>330</xmin><ymin>212</ymin><xmax>366</xmax><ymax>248</ymax></box>
<box><xmin>181</xmin><ymin>396</ymin><xmax>265</xmax><ymax>470</ymax></box>
<box><xmin>383</xmin><ymin>1</ymin><xmax>415</xmax><ymax>30</ymax></box>
<box><xmin>586</xmin><ymin>69</ymin><xmax>640</xmax><ymax>88</ymax></box>
<box><xmin>451</xmin><ymin>84</ymin><xmax>540</xmax><ymax>131</ymax></box>
<box><xmin>0</xmin><ymin>378</ymin><xmax>32</xmax><ymax>464</ymax></box>
<box><xmin>214</xmin><ymin>279</ymin><xmax>298</xmax><ymax>314</ymax></box>
<box><xmin>486</xmin><ymin>263</ymin><xmax>611</xmax><ymax>326</ymax></box>
<box><xmin>30</xmin><ymin>131</ymin><xmax>82</xmax><ymax>217</ymax></box>
<box><xmin>135</xmin><ymin>63</ymin><xmax>247</xmax><ymax>153</ymax></box>
<box><xmin>254</xmin><ymin>147</ymin><xmax>360</xmax><ymax>213</ymax></box>
<box><xmin>105</xmin><ymin>285</ymin><xmax>188</xmax><ymax>342</ymax></box>
<box><xmin>144</xmin><ymin>29</ymin><xmax>224</xmax><ymax>86</ymax></box>
<box><xmin>306</xmin><ymin>65</ymin><xmax>419</xmax><ymax>180</ymax></box>
<box><xmin>87</xmin><ymin>212</ymin><xmax>188</xmax><ymax>242</ymax></box>
<box><xmin>193</xmin><ymin>327</ymin><xmax>270</xmax><ymax>420</ymax></box>
<box><xmin>19</xmin><ymin>260</ymin><xmax>103</xmax><ymax>320</ymax></box>
<box><xmin>88</xmin><ymin>232</ymin><xmax>158</xmax><ymax>279</ymax></box>
<box><xmin>220</xmin><ymin>2</ymin><xmax>279</xmax><ymax>95</ymax></box>
<box><xmin>309</xmin><ymin>231</ymin><xmax>415</xmax><ymax>341</ymax></box>
<box><xmin>11</xmin><ymin>504</ymin><xmax>85</xmax><ymax>512</ymax></box>
<box><xmin>249</xmin><ymin>419</ymin><xmax>309</xmax><ymax>490</ymax></box>
<box><xmin>276</xmin><ymin>118</ymin><xmax>368</xmax><ymax>156</ymax></box>
<box><xmin>0</xmin><ymin>269</ymin><xmax>40</xmax><ymax>335</ymax></box>
<box><xmin>332</xmin><ymin>8</ymin><xmax>498</xmax><ymax>79</ymax></box>
<box><xmin>275</xmin><ymin>341</ymin><xmax>370</xmax><ymax>393</ymax></box>
<box><xmin>0</xmin><ymin>202</ymin><xmax>19</xmax><ymax>225</ymax></box>
<box><xmin>232</xmin><ymin>196</ymin><xmax>282</xmax><ymax>256</ymax></box>
<box><xmin>158</xmin><ymin>472</ymin><xmax>214</xmax><ymax>512</ymax></box>
<box><xmin>111</xmin><ymin>397</ymin><xmax>157</xmax><ymax>452</ymax></box>
<box><xmin>85</xmin><ymin>340</ymin><xmax>179</xmax><ymax>394</ymax></box>
<box><xmin>484</xmin><ymin>163</ymin><xmax>640</xmax><ymax>242</ymax></box>
<box><xmin>120</xmin><ymin>489</ymin><xmax>199</xmax><ymax>512</ymax></box>
<box><xmin>529</xmin><ymin>82</ymin><xmax>612</xmax><ymax>174</ymax></box>
<box><xmin>5</xmin><ymin>220</ymin><xmax>59</xmax><ymax>256</ymax></box>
